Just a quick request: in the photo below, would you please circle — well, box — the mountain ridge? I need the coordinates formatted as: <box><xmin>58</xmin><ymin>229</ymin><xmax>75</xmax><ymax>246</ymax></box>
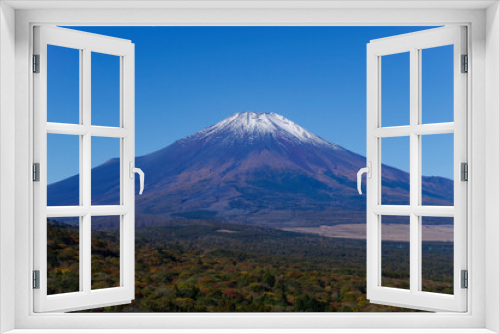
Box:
<box><xmin>48</xmin><ymin>111</ymin><xmax>453</xmax><ymax>227</ymax></box>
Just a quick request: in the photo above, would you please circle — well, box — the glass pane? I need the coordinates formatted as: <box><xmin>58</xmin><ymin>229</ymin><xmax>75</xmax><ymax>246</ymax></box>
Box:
<box><xmin>47</xmin><ymin>45</ymin><xmax>80</xmax><ymax>124</ymax></box>
<box><xmin>91</xmin><ymin>216</ymin><xmax>120</xmax><ymax>289</ymax></box>
<box><xmin>381</xmin><ymin>52</ymin><xmax>410</xmax><ymax>127</ymax></box>
<box><xmin>381</xmin><ymin>136</ymin><xmax>410</xmax><ymax>205</ymax></box>
<box><xmin>421</xmin><ymin>216</ymin><xmax>454</xmax><ymax>294</ymax></box>
<box><xmin>47</xmin><ymin>133</ymin><xmax>80</xmax><ymax>206</ymax></box>
<box><xmin>92</xmin><ymin>52</ymin><xmax>120</xmax><ymax>127</ymax></box>
<box><xmin>91</xmin><ymin>137</ymin><xmax>120</xmax><ymax>205</ymax></box>
<box><xmin>421</xmin><ymin>133</ymin><xmax>454</xmax><ymax>206</ymax></box>
<box><xmin>47</xmin><ymin>217</ymin><xmax>80</xmax><ymax>295</ymax></box>
<box><xmin>381</xmin><ymin>215</ymin><xmax>410</xmax><ymax>289</ymax></box>
<box><xmin>421</xmin><ymin>45</ymin><xmax>454</xmax><ymax>124</ymax></box>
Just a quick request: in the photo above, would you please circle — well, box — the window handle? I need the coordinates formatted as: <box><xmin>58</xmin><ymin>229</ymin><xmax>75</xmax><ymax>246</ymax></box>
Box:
<box><xmin>357</xmin><ymin>162</ymin><xmax>371</xmax><ymax>195</ymax></box>
<box><xmin>129</xmin><ymin>162</ymin><xmax>145</xmax><ymax>195</ymax></box>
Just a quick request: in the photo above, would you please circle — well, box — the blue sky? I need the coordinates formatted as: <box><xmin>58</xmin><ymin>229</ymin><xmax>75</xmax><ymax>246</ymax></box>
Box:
<box><xmin>47</xmin><ymin>26</ymin><xmax>454</xmax><ymax>183</ymax></box>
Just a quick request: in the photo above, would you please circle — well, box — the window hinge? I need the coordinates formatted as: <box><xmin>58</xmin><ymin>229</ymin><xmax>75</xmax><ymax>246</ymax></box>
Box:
<box><xmin>461</xmin><ymin>162</ymin><xmax>468</xmax><ymax>182</ymax></box>
<box><xmin>33</xmin><ymin>54</ymin><xmax>40</xmax><ymax>73</ymax></box>
<box><xmin>461</xmin><ymin>54</ymin><xmax>468</xmax><ymax>73</ymax></box>
<box><xmin>33</xmin><ymin>270</ymin><xmax>40</xmax><ymax>289</ymax></box>
<box><xmin>33</xmin><ymin>163</ymin><xmax>40</xmax><ymax>182</ymax></box>
<box><xmin>461</xmin><ymin>270</ymin><xmax>468</xmax><ymax>289</ymax></box>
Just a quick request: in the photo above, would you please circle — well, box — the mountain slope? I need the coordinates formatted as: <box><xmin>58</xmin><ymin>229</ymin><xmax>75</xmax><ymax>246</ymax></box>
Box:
<box><xmin>48</xmin><ymin>112</ymin><xmax>453</xmax><ymax>227</ymax></box>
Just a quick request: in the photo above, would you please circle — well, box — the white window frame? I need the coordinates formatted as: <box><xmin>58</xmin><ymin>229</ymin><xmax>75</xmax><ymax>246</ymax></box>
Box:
<box><xmin>366</xmin><ymin>26</ymin><xmax>467</xmax><ymax>312</ymax></box>
<box><xmin>33</xmin><ymin>26</ymin><xmax>136</xmax><ymax>312</ymax></box>
<box><xmin>0</xmin><ymin>1</ymin><xmax>499</xmax><ymax>333</ymax></box>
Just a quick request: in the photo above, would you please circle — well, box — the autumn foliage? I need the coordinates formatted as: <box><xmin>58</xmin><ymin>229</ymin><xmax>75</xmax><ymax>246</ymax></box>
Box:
<box><xmin>47</xmin><ymin>219</ymin><xmax>453</xmax><ymax>312</ymax></box>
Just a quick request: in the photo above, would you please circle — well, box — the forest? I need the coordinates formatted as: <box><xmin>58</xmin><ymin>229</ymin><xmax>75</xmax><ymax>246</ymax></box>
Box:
<box><xmin>47</xmin><ymin>219</ymin><xmax>453</xmax><ymax>312</ymax></box>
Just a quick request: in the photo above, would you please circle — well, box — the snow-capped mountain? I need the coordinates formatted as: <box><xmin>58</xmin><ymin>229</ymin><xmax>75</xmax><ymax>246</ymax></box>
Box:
<box><xmin>48</xmin><ymin>112</ymin><xmax>453</xmax><ymax>228</ymax></box>
<box><xmin>192</xmin><ymin>111</ymin><xmax>338</xmax><ymax>148</ymax></box>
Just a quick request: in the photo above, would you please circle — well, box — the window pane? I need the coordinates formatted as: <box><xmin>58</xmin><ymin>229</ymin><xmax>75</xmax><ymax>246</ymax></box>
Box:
<box><xmin>421</xmin><ymin>216</ymin><xmax>454</xmax><ymax>294</ymax></box>
<box><xmin>381</xmin><ymin>137</ymin><xmax>410</xmax><ymax>205</ymax></box>
<box><xmin>91</xmin><ymin>216</ymin><xmax>120</xmax><ymax>290</ymax></box>
<box><xmin>47</xmin><ymin>217</ymin><xmax>80</xmax><ymax>295</ymax></box>
<box><xmin>91</xmin><ymin>137</ymin><xmax>120</xmax><ymax>205</ymax></box>
<box><xmin>421</xmin><ymin>45</ymin><xmax>454</xmax><ymax>124</ymax></box>
<box><xmin>421</xmin><ymin>133</ymin><xmax>454</xmax><ymax>206</ymax></box>
<box><xmin>381</xmin><ymin>215</ymin><xmax>410</xmax><ymax>289</ymax></box>
<box><xmin>92</xmin><ymin>52</ymin><xmax>120</xmax><ymax>127</ymax></box>
<box><xmin>47</xmin><ymin>133</ymin><xmax>80</xmax><ymax>206</ymax></box>
<box><xmin>381</xmin><ymin>52</ymin><xmax>410</xmax><ymax>127</ymax></box>
<box><xmin>47</xmin><ymin>45</ymin><xmax>80</xmax><ymax>124</ymax></box>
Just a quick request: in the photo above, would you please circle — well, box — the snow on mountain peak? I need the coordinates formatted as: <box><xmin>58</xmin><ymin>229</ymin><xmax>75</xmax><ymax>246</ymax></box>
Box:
<box><xmin>195</xmin><ymin>111</ymin><xmax>339</xmax><ymax>148</ymax></box>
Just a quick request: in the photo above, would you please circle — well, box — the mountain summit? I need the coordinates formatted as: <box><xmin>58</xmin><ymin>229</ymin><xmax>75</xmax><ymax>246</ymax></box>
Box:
<box><xmin>194</xmin><ymin>112</ymin><xmax>338</xmax><ymax>148</ymax></box>
<box><xmin>48</xmin><ymin>112</ymin><xmax>453</xmax><ymax>227</ymax></box>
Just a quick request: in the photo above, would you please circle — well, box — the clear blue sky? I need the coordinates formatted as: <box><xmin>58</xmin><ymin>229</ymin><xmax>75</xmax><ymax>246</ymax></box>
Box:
<box><xmin>47</xmin><ymin>26</ymin><xmax>454</xmax><ymax>183</ymax></box>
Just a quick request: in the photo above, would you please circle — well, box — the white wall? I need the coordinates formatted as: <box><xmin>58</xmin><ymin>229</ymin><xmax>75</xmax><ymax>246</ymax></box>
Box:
<box><xmin>486</xmin><ymin>2</ymin><xmax>500</xmax><ymax>333</ymax></box>
<box><xmin>0</xmin><ymin>2</ymin><xmax>16</xmax><ymax>333</ymax></box>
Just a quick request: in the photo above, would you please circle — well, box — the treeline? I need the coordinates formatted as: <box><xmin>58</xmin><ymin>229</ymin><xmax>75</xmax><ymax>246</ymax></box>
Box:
<box><xmin>46</xmin><ymin>219</ymin><xmax>453</xmax><ymax>312</ymax></box>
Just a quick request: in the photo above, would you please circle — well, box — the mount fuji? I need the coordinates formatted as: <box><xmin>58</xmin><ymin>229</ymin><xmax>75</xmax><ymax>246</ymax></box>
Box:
<box><xmin>48</xmin><ymin>112</ymin><xmax>453</xmax><ymax>228</ymax></box>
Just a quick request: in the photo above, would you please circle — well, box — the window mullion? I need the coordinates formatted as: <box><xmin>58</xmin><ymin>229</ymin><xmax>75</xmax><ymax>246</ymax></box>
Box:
<box><xmin>409</xmin><ymin>47</ymin><xmax>420</xmax><ymax>294</ymax></box>
<box><xmin>81</xmin><ymin>214</ymin><xmax>91</xmax><ymax>293</ymax></box>
<box><xmin>82</xmin><ymin>48</ymin><xmax>92</xmax><ymax>294</ymax></box>
<box><xmin>78</xmin><ymin>48</ymin><xmax>84</xmax><ymax>293</ymax></box>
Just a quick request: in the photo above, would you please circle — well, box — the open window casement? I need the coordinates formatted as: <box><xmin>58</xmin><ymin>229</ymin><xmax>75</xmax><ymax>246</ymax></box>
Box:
<box><xmin>362</xmin><ymin>26</ymin><xmax>467</xmax><ymax>312</ymax></box>
<box><xmin>33</xmin><ymin>26</ymin><xmax>142</xmax><ymax>312</ymax></box>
